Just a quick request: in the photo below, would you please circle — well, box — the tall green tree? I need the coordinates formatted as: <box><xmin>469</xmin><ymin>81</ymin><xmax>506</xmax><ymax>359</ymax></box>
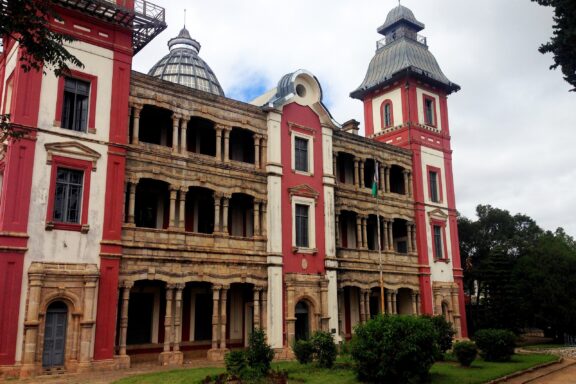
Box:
<box><xmin>532</xmin><ymin>0</ymin><xmax>576</xmax><ymax>91</ymax></box>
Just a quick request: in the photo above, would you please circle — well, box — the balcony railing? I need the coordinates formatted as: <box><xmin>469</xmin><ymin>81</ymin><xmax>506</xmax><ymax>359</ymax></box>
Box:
<box><xmin>337</xmin><ymin>247</ymin><xmax>418</xmax><ymax>265</ymax></box>
<box><xmin>376</xmin><ymin>33</ymin><xmax>427</xmax><ymax>50</ymax></box>
<box><xmin>52</xmin><ymin>0</ymin><xmax>167</xmax><ymax>54</ymax></box>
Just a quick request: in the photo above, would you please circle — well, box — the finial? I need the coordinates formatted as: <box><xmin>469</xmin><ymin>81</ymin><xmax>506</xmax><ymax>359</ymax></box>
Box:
<box><xmin>184</xmin><ymin>9</ymin><xmax>186</xmax><ymax>28</ymax></box>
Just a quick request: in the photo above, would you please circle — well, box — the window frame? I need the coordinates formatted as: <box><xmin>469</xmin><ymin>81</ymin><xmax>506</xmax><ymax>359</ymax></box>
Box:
<box><xmin>380</xmin><ymin>99</ymin><xmax>394</xmax><ymax>129</ymax></box>
<box><xmin>430</xmin><ymin>219</ymin><xmax>449</xmax><ymax>262</ymax></box>
<box><xmin>54</xmin><ymin>70</ymin><xmax>98</xmax><ymax>134</ymax></box>
<box><xmin>427</xmin><ymin>165</ymin><xmax>443</xmax><ymax>203</ymax></box>
<box><xmin>46</xmin><ymin>155</ymin><xmax>93</xmax><ymax>232</ymax></box>
<box><xmin>422</xmin><ymin>94</ymin><xmax>437</xmax><ymax>127</ymax></box>
<box><xmin>291</xmin><ymin>195</ymin><xmax>316</xmax><ymax>253</ymax></box>
<box><xmin>294</xmin><ymin>136</ymin><xmax>309</xmax><ymax>173</ymax></box>
<box><xmin>295</xmin><ymin>203</ymin><xmax>309</xmax><ymax>248</ymax></box>
<box><xmin>291</xmin><ymin>131</ymin><xmax>314</xmax><ymax>176</ymax></box>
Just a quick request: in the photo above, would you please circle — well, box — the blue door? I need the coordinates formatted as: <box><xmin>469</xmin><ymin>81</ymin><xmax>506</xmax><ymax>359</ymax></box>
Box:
<box><xmin>43</xmin><ymin>302</ymin><xmax>67</xmax><ymax>367</ymax></box>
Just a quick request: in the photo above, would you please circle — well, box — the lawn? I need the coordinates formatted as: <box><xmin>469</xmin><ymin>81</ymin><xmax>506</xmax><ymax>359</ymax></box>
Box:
<box><xmin>114</xmin><ymin>354</ymin><xmax>557</xmax><ymax>384</ymax></box>
<box><xmin>523</xmin><ymin>343</ymin><xmax>566</xmax><ymax>350</ymax></box>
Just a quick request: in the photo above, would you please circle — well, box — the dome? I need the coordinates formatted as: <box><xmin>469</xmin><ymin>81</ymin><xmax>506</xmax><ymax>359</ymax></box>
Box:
<box><xmin>148</xmin><ymin>27</ymin><xmax>225</xmax><ymax>96</ymax></box>
<box><xmin>378</xmin><ymin>4</ymin><xmax>425</xmax><ymax>35</ymax></box>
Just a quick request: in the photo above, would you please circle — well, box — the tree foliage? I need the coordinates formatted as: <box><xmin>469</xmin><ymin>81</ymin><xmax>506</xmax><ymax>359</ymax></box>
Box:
<box><xmin>1</xmin><ymin>0</ymin><xmax>83</xmax><ymax>76</ymax></box>
<box><xmin>531</xmin><ymin>0</ymin><xmax>576</xmax><ymax>91</ymax></box>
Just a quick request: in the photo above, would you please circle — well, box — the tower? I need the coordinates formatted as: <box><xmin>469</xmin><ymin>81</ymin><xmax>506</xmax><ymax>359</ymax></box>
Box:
<box><xmin>351</xmin><ymin>5</ymin><xmax>467</xmax><ymax>337</ymax></box>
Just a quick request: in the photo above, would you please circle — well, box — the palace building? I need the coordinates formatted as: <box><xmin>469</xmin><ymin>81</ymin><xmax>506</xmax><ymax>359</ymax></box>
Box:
<box><xmin>0</xmin><ymin>0</ymin><xmax>467</xmax><ymax>377</ymax></box>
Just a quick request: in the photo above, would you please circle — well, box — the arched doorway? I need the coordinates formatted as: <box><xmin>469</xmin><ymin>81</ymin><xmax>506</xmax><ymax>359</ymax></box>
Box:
<box><xmin>295</xmin><ymin>301</ymin><xmax>310</xmax><ymax>340</ymax></box>
<box><xmin>43</xmin><ymin>301</ymin><xmax>68</xmax><ymax>367</ymax></box>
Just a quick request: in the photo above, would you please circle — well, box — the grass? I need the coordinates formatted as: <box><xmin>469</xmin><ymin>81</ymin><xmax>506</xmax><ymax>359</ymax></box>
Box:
<box><xmin>523</xmin><ymin>343</ymin><xmax>566</xmax><ymax>350</ymax></box>
<box><xmin>113</xmin><ymin>354</ymin><xmax>557</xmax><ymax>384</ymax></box>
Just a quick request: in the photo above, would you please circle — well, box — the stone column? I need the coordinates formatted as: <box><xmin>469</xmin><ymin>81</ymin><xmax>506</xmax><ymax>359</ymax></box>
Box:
<box><xmin>362</xmin><ymin>217</ymin><xmax>368</xmax><ymax>249</ymax></box>
<box><xmin>353</xmin><ymin>159</ymin><xmax>360</xmax><ymax>188</ymax></box>
<box><xmin>321</xmin><ymin>283</ymin><xmax>330</xmax><ymax>331</ymax></box>
<box><xmin>408</xmin><ymin>172</ymin><xmax>413</xmax><ymax>197</ymax></box>
<box><xmin>254</xmin><ymin>135</ymin><xmax>261</xmax><ymax>169</ymax></box>
<box><xmin>333</xmin><ymin>154</ymin><xmax>337</xmax><ymax>178</ymax></box>
<box><xmin>412</xmin><ymin>292</ymin><xmax>419</xmax><ymax>316</ymax></box>
<box><xmin>215</xmin><ymin>126</ymin><xmax>223</xmax><ymax>161</ymax></box>
<box><xmin>253</xmin><ymin>200</ymin><xmax>260</xmax><ymax>237</ymax></box>
<box><xmin>79</xmin><ymin>277</ymin><xmax>97</xmax><ymax>366</ymax></box>
<box><xmin>214</xmin><ymin>193</ymin><xmax>221</xmax><ymax>233</ymax></box>
<box><xmin>416</xmin><ymin>294</ymin><xmax>421</xmax><ymax>316</ymax></box>
<box><xmin>222</xmin><ymin>196</ymin><xmax>230</xmax><ymax>234</ymax></box>
<box><xmin>223</xmin><ymin>127</ymin><xmax>231</xmax><ymax>163</ymax></box>
<box><xmin>382</xmin><ymin>219</ymin><xmax>388</xmax><ymax>250</ymax></box>
<box><xmin>378</xmin><ymin>164</ymin><xmax>385</xmax><ymax>191</ymax></box>
<box><xmin>220</xmin><ymin>286</ymin><xmax>229</xmax><ymax>350</ymax></box>
<box><xmin>163</xmin><ymin>286</ymin><xmax>174</xmax><ymax>353</ymax></box>
<box><xmin>173</xmin><ymin>284</ymin><xmax>184</xmax><ymax>358</ymax></box>
<box><xmin>179</xmin><ymin>188</ymin><xmax>186</xmax><ymax>230</ymax></box>
<box><xmin>359</xmin><ymin>289</ymin><xmax>366</xmax><ymax>323</ymax></box>
<box><xmin>359</xmin><ymin>160</ymin><xmax>365</xmax><ymax>189</ymax></box>
<box><xmin>384</xmin><ymin>166</ymin><xmax>390</xmax><ymax>193</ymax></box>
<box><xmin>253</xmin><ymin>286</ymin><xmax>261</xmax><ymax>329</ymax></box>
<box><xmin>180</xmin><ymin>116</ymin><xmax>189</xmax><ymax>154</ymax></box>
<box><xmin>261</xmin><ymin>138</ymin><xmax>267</xmax><ymax>168</ymax></box>
<box><xmin>362</xmin><ymin>290</ymin><xmax>371</xmax><ymax>321</ymax></box>
<box><xmin>211</xmin><ymin>285</ymin><xmax>221</xmax><ymax>350</ymax></box>
<box><xmin>388</xmin><ymin>220</ymin><xmax>394</xmax><ymax>251</ymax></box>
<box><xmin>391</xmin><ymin>290</ymin><xmax>398</xmax><ymax>314</ymax></box>
<box><xmin>355</xmin><ymin>216</ymin><xmax>362</xmax><ymax>249</ymax></box>
<box><xmin>169</xmin><ymin>187</ymin><xmax>178</xmax><ymax>229</ymax></box>
<box><xmin>406</xmin><ymin>222</ymin><xmax>413</xmax><ymax>253</ymax></box>
<box><xmin>335</xmin><ymin>212</ymin><xmax>340</xmax><ymax>247</ymax></box>
<box><xmin>261</xmin><ymin>288</ymin><xmax>268</xmax><ymax>331</ymax></box>
<box><xmin>127</xmin><ymin>180</ymin><xmax>137</xmax><ymax>224</ymax></box>
<box><xmin>21</xmin><ymin>273</ymin><xmax>44</xmax><ymax>366</ymax></box>
<box><xmin>286</xmin><ymin>287</ymin><xmax>296</xmax><ymax>346</ymax></box>
<box><xmin>131</xmin><ymin>104</ymin><xmax>142</xmax><ymax>145</ymax></box>
<box><xmin>451</xmin><ymin>290</ymin><xmax>462</xmax><ymax>338</ymax></box>
<box><xmin>403</xmin><ymin>170</ymin><xmax>409</xmax><ymax>196</ymax></box>
<box><xmin>119</xmin><ymin>281</ymin><xmax>133</xmax><ymax>357</ymax></box>
<box><xmin>385</xmin><ymin>290</ymin><xmax>392</xmax><ymax>314</ymax></box>
<box><xmin>261</xmin><ymin>202</ymin><xmax>267</xmax><ymax>237</ymax></box>
<box><xmin>172</xmin><ymin>114</ymin><xmax>180</xmax><ymax>153</ymax></box>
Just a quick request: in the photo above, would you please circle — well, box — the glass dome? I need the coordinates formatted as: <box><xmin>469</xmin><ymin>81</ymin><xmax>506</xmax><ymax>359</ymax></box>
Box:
<box><xmin>148</xmin><ymin>27</ymin><xmax>225</xmax><ymax>96</ymax></box>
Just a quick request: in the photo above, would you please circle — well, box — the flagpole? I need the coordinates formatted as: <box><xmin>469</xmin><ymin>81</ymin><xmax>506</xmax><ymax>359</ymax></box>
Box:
<box><xmin>374</xmin><ymin>159</ymin><xmax>385</xmax><ymax>313</ymax></box>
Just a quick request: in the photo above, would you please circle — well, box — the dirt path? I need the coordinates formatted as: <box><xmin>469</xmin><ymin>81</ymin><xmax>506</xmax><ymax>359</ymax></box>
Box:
<box><xmin>499</xmin><ymin>358</ymin><xmax>576</xmax><ymax>384</ymax></box>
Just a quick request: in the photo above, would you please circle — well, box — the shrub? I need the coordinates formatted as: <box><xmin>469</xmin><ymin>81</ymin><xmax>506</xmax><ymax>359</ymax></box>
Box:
<box><xmin>350</xmin><ymin>315</ymin><xmax>438</xmax><ymax>384</ymax></box>
<box><xmin>453</xmin><ymin>341</ymin><xmax>478</xmax><ymax>367</ymax></box>
<box><xmin>245</xmin><ymin>328</ymin><xmax>275</xmax><ymax>375</ymax></box>
<box><xmin>311</xmin><ymin>331</ymin><xmax>337</xmax><ymax>368</ymax></box>
<box><xmin>292</xmin><ymin>339</ymin><xmax>314</xmax><ymax>364</ymax></box>
<box><xmin>224</xmin><ymin>350</ymin><xmax>247</xmax><ymax>377</ymax></box>
<box><xmin>474</xmin><ymin>329</ymin><xmax>516</xmax><ymax>362</ymax></box>
<box><xmin>427</xmin><ymin>315</ymin><xmax>455</xmax><ymax>360</ymax></box>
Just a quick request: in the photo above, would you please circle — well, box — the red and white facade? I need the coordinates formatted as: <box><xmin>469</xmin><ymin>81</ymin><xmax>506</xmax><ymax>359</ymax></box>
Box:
<box><xmin>0</xmin><ymin>2</ymin><xmax>466</xmax><ymax>377</ymax></box>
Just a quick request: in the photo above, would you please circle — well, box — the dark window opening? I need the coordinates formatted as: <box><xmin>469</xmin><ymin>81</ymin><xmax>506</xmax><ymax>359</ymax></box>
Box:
<box><xmin>392</xmin><ymin>219</ymin><xmax>408</xmax><ymax>254</ymax></box>
<box><xmin>139</xmin><ymin>105</ymin><xmax>173</xmax><ymax>147</ymax></box>
<box><xmin>134</xmin><ymin>179</ymin><xmax>170</xmax><ymax>229</ymax></box>
<box><xmin>429</xmin><ymin>171</ymin><xmax>439</xmax><ymax>202</ymax></box>
<box><xmin>364</xmin><ymin>159</ymin><xmax>376</xmax><ymax>189</ymax></box>
<box><xmin>383</xmin><ymin>102</ymin><xmax>393</xmax><ymax>128</ymax></box>
<box><xmin>185</xmin><ymin>187</ymin><xmax>215</xmax><ymax>234</ymax></box>
<box><xmin>294</xmin><ymin>137</ymin><xmax>309</xmax><ymax>172</ymax></box>
<box><xmin>389</xmin><ymin>165</ymin><xmax>406</xmax><ymax>195</ymax></box>
<box><xmin>53</xmin><ymin>168</ymin><xmax>83</xmax><ymax>224</ymax></box>
<box><xmin>229</xmin><ymin>128</ymin><xmax>255</xmax><ymax>164</ymax></box>
<box><xmin>62</xmin><ymin>77</ymin><xmax>89</xmax><ymax>132</ymax></box>
<box><xmin>295</xmin><ymin>204</ymin><xmax>309</xmax><ymax>247</ymax></box>
<box><xmin>339</xmin><ymin>210</ymin><xmax>357</xmax><ymax>249</ymax></box>
<box><xmin>194</xmin><ymin>291</ymin><xmax>213</xmax><ymax>341</ymax></box>
<box><xmin>433</xmin><ymin>225</ymin><xmax>443</xmax><ymax>259</ymax></box>
<box><xmin>366</xmin><ymin>214</ymin><xmax>379</xmax><ymax>251</ymax></box>
<box><xmin>187</xmin><ymin>117</ymin><xmax>216</xmax><ymax>156</ymax></box>
<box><xmin>295</xmin><ymin>301</ymin><xmax>310</xmax><ymax>341</ymax></box>
<box><xmin>229</xmin><ymin>193</ymin><xmax>254</xmax><ymax>237</ymax></box>
<box><xmin>424</xmin><ymin>98</ymin><xmax>435</xmax><ymax>126</ymax></box>
<box><xmin>336</xmin><ymin>152</ymin><xmax>355</xmax><ymax>184</ymax></box>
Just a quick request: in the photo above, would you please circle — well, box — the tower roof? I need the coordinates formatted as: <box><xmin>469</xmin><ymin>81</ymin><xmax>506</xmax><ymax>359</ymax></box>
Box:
<box><xmin>351</xmin><ymin>5</ymin><xmax>459</xmax><ymax>99</ymax></box>
<box><xmin>148</xmin><ymin>26</ymin><xmax>225</xmax><ymax>96</ymax></box>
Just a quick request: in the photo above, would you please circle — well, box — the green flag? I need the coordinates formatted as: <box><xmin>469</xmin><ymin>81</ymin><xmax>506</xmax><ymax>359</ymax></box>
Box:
<box><xmin>372</xmin><ymin>161</ymin><xmax>379</xmax><ymax>197</ymax></box>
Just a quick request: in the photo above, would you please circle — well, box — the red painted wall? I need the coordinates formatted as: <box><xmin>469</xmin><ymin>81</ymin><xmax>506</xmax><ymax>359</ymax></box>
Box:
<box><xmin>280</xmin><ymin>103</ymin><xmax>325</xmax><ymax>275</ymax></box>
<box><xmin>0</xmin><ymin>253</ymin><xmax>24</xmax><ymax>365</ymax></box>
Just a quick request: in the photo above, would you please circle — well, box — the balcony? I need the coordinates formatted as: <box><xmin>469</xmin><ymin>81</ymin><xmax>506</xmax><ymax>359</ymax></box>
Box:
<box><xmin>52</xmin><ymin>0</ymin><xmax>167</xmax><ymax>53</ymax></box>
<box><xmin>337</xmin><ymin>247</ymin><xmax>418</xmax><ymax>267</ymax></box>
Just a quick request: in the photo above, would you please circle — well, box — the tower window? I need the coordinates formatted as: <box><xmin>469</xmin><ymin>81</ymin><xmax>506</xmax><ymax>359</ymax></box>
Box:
<box><xmin>53</xmin><ymin>168</ymin><xmax>84</xmax><ymax>223</ymax></box>
<box><xmin>433</xmin><ymin>225</ymin><xmax>443</xmax><ymax>260</ymax></box>
<box><xmin>424</xmin><ymin>96</ymin><xmax>436</xmax><ymax>126</ymax></box>
<box><xmin>427</xmin><ymin>166</ymin><xmax>443</xmax><ymax>203</ymax></box>
<box><xmin>295</xmin><ymin>204</ymin><xmax>309</xmax><ymax>248</ymax></box>
<box><xmin>381</xmin><ymin>100</ymin><xmax>394</xmax><ymax>128</ymax></box>
<box><xmin>294</xmin><ymin>137</ymin><xmax>309</xmax><ymax>172</ymax></box>
<box><xmin>62</xmin><ymin>78</ymin><xmax>90</xmax><ymax>132</ymax></box>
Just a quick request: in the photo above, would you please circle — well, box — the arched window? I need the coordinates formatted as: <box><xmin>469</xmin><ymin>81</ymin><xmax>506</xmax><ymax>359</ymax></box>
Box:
<box><xmin>381</xmin><ymin>100</ymin><xmax>393</xmax><ymax>129</ymax></box>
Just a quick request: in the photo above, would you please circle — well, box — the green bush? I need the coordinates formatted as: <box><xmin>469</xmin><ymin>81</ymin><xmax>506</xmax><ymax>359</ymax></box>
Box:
<box><xmin>474</xmin><ymin>329</ymin><xmax>516</xmax><ymax>362</ymax></box>
<box><xmin>427</xmin><ymin>315</ymin><xmax>455</xmax><ymax>360</ymax></box>
<box><xmin>350</xmin><ymin>315</ymin><xmax>438</xmax><ymax>383</ymax></box>
<box><xmin>311</xmin><ymin>331</ymin><xmax>337</xmax><ymax>368</ymax></box>
<box><xmin>245</xmin><ymin>328</ymin><xmax>275</xmax><ymax>375</ymax></box>
<box><xmin>292</xmin><ymin>339</ymin><xmax>314</xmax><ymax>364</ymax></box>
<box><xmin>224</xmin><ymin>350</ymin><xmax>247</xmax><ymax>377</ymax></box>
<box><xmin>453</xmin><ymin>341</ymin><xmax>478</xmax><ymax>367</ymax></box>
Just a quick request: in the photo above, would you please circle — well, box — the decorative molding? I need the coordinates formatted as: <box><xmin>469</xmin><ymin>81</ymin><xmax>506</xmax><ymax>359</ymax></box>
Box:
<box><xmin>45</xmin><ymin>141</ymin><xmax>101</xmax><ymax>171</ymax></box>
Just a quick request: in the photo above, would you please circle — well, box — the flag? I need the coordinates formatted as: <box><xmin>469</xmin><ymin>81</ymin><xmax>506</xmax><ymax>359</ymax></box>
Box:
<box><xmin>372</xmin><ymin>161</ymin><xmax>379</xmax><ymax>197</ymax></box>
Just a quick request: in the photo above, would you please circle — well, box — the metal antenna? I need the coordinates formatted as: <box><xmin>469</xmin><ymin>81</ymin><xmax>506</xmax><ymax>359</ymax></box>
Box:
<box><xmin>184</xmin><ymin>9</ymin><xmax>186</xmax><ymax>28</ymax></box>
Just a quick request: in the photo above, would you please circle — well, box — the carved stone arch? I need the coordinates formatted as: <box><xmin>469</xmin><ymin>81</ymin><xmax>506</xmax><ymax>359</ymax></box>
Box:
<box><xmin>40</xmin><ymin>291</ymin><xmax>82</xmax><ymax>316</ymax></box>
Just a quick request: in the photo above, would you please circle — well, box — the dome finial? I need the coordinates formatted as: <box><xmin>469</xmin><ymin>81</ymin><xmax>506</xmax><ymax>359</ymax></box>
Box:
<box><xmin>184</xmin><ymin>9</ymin><xmax>186</xmax><ymax>28</ymax></box>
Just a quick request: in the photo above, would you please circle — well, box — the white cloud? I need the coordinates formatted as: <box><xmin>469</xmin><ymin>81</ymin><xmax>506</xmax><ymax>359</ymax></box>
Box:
<box><xmin>134</xmin><ymin>0</ymin><xmax>576</xmax><ymax>236</ymax></box>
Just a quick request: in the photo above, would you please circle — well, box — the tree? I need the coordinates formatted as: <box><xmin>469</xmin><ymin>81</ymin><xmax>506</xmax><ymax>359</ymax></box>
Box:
<box><xmin>532</xmin><ymin>0</ymin><xmax>576</xmax><ymax>91</ymax></box>
<box><xmin>1</xmin><ymin>0</ymin><xmax>83</xmax><ymax>76</ymax></box>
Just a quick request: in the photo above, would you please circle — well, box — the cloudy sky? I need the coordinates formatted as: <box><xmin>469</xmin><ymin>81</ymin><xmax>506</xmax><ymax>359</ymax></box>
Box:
<box><xmin>133</xmin><ymin>0</ymin><xmax>576</xmax><ymax>237</ymax></box>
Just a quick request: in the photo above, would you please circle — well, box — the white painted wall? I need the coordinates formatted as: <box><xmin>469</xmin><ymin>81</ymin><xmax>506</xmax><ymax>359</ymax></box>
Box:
<box><xmin>371</xmin><ymin>88</ymin><xmax>403</xmax><ymax>132</ymax></box>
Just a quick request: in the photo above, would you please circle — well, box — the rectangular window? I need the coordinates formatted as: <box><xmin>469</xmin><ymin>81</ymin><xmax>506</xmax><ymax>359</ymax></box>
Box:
<box><xmin>295</xmin><ymin>203</ymin><xmax>309</xmax><ymax>248</ymax></box>
<box><xmin>294</xmin><ymin>137</ymin><xmax>309</xmax><ymax>172</ymax></box>
<box><xmin>424</xmin><ymin>97</ymin><xmax>435</xmax><ymax>126</ymax></box>
<box><xmin>429</xmin><ymin>171</ymin><xmax>439</xmax><ymax>202</ymax></box>
<box><xmin>433</xmin><ymin>225</ymin><xmax>443</xmax><ymax>260</ymax></box>
<box><xmin>53</xmin><ymin>168</ymin><xmax>84</xmax><ymax>224</ymax></box>
<box><xmin>61</xmin><ymin>77</ymin><xmax>90</xmax><ymax>132</ymax></box>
